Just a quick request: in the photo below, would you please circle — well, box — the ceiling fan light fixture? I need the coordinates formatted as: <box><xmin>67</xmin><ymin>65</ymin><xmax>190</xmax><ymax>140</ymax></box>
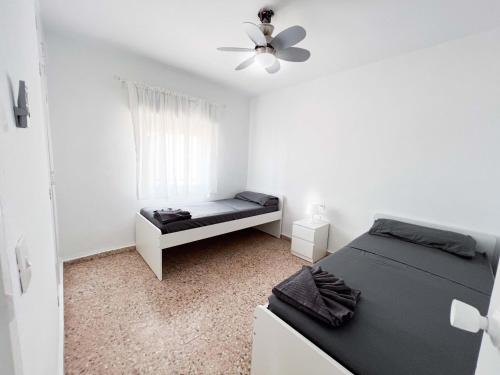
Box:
<box><xmin>255</xmin><ymin>52</ymin><xmax>276</xmax><ymax>68</ymax></box>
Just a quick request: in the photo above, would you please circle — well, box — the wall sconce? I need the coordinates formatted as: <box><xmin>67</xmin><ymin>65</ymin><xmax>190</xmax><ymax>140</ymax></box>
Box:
<box><xmin>450</xmin><ymin>299</ymin><xmax>500</xmax><ymax>350</ymax></box>
<box><xmin>14</xmin><ymin>80</ymin><xmax>29</xmax><ymax>128</ymax></box>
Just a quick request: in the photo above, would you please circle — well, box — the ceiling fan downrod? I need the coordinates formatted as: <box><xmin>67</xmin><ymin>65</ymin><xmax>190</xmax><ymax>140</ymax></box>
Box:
<box><xmin>257</xmin><ymin>8</ymin><xmax>275</xmax><ymax>41</ymax></box>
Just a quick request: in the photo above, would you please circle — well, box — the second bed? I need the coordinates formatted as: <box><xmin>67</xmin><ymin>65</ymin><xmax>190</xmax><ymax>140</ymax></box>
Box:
<box><xmin>252</xmin><ymin>216</ymin><xmax>496</xmax><ymax>375</ymax></box>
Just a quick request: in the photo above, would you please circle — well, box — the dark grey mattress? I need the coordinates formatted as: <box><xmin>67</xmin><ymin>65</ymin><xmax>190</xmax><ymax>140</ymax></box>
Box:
<box><xmin>268</xmin><ymin>233</ymin><xmax>494</xmax><ymax>375</ymax></box>
<box><xmin>140</xmin><ymin>198</ymin><xmax>278</xmax><ymax>234</ymax></box>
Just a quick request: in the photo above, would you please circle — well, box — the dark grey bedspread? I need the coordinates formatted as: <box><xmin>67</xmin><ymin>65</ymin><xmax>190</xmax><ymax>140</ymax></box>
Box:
<box><xmin>141</xmin><ymin>199</ymin><xmax>278</xmax><ymax>234</ymax></box>
<box><xmin>268</xmin><ymin>233</ymin><xmax>494</xmax><ymax>375</ymax></box>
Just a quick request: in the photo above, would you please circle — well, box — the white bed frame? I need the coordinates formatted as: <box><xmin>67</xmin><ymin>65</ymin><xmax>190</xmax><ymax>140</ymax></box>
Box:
<box><xmin>135</xmin><ymin>195</ymin><xmax>283</xmax><ymax>280</ymax></box>
<box><xmin>250</xmin><ymin>213</ymin><xmax>498</xmax><ymax>375</ymax></box>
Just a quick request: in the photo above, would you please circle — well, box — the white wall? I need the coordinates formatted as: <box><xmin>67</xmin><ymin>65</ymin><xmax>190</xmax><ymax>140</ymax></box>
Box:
<box><xmin>0</xmin><ymin>1</ymin><xmax>60</xmax><ymax>374</ymax></box>
<box><xmin>45</xmin><ymin>31</ymin><xmax>250</xmax><ymax>260</ymax></box>
<box><xmin>248</xmin><ymin>28</ymin><xmax>500</xmax><ymax>253</ymax></box>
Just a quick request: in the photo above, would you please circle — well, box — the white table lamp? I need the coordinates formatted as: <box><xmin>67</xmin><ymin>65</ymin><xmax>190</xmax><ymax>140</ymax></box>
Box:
<box><xmin>308</xmin><ymin>203</ymin><xmax>325</xmax><ymax>223</ymax></box>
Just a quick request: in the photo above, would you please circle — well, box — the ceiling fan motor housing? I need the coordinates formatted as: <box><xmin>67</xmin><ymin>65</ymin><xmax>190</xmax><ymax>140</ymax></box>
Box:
<box><xmin>255</xmin><ymin>46</ymin><xmax>275</xmax><ymax>55</ymax></box>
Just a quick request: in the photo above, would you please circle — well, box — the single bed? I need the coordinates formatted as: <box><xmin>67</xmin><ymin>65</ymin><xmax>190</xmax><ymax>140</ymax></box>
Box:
<box><xmin>140</xmin><ymin>198</ymin><xmax>279</xmax><ymax>234</ymax></box>
<box><xmin>135</xmin><ymin>191</ymin><xmax>283</xmax><ymax>280</ymax></box>
<box><xmin>251</xmin><ymin>215</ymin><xmax>497</xmax><ymax>375</ymax></box>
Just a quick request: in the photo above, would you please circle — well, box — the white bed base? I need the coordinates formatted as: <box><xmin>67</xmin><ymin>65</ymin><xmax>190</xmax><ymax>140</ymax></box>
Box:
<box><xmin>251</xmin><ymin>305</ymin><xmax>352</xmax><ymax>375</ymax></box>
<box><xmin>250</xmin><ymin>213</ymin><xmax>498</xmax><ymax>375</ymax></box>
<box><xmin>135</xmin><ymin>196</ymin><xmax>283</xmax><ymax>280</ymax></box>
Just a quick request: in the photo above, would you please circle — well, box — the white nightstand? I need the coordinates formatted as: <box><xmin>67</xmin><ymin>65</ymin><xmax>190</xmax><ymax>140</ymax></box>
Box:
<box><xmin>291</xmin><ymin>218</ymin><xmax>330</xmax><ymax>263</ymax></box>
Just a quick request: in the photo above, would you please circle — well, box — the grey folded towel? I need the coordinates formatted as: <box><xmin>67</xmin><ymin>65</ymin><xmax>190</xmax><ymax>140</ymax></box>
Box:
<box><xmin>272</xmin><ymin>266</ymin><xmax>361</xmax><ymax>327</ymax></box>
<box><xmin>153</xmin><ymin>209</ymin><xmax>191</xmax><ymax>224</ymax></box>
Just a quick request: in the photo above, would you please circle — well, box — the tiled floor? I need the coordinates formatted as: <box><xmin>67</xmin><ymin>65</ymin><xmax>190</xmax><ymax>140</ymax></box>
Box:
<box><xmin>64</xmin><ymin>229</ymin><xmax>305</xmax><ymax>374</ymax></box>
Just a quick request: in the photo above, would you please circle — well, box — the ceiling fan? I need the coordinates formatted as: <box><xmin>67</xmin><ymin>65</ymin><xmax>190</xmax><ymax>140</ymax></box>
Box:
<box><xmin>217</xmin><ymin>8</ymin><xmax>310</xmax><ymax>74</ymax></box>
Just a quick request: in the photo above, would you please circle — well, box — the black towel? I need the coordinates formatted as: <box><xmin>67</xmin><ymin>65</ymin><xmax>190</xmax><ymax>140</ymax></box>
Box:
<box><xmin>272</xmin><ymin>266</ymin><xmax>361</xmax><ymax>327</ymax></box>
<box><xmin>153</xmin><ymin>209</ymin><xmax>191</xmax><ymax>224</ymax></box>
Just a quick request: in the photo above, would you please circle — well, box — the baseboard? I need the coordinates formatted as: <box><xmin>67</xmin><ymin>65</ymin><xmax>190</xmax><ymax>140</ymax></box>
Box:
<box><xmin>57</xmin><ymin>261</ymin><xmax>64</xmax><ymax>375</ymax></box>
<box><xmin>62</xmin><ymin>244</ymin><xmax>136</xmax><ymax>264</ymax></box>
<box><xmin>280</xmin><ymin>233</ymin><xmax>292</xmax><ymax>241</ymax></box>
<box><xmin>64</xmin><ymin>229</ymin><xmax>290</xmax><ymax>264</ymax></box>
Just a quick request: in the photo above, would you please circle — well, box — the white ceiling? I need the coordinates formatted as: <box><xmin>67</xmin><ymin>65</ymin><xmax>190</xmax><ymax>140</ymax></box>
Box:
<box><xmin>40</xmin><ymin>0</ymin><xmax>500</xmax><ymax>96</ymax></box>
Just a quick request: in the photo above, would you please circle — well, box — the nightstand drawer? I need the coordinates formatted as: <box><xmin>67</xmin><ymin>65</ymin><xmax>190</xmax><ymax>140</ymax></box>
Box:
<box><xmin>291</xmin><ymin>237</ymin><xmax>315</xmax><ymax>260</ymax></box>
<box><xmin>292</xmin><ymin>224</ymin><xmax>315</xmax><ymax>242</ymax></box>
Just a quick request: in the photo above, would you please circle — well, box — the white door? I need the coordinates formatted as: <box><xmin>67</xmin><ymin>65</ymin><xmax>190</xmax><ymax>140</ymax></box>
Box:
<box><xmin>0</xmin><ymin>219</ymin><xmax>19</xmax><ymax>375</ymax></box>
<box><xmin>475</xmin><ymin>262</ymin><xmax>500</xmax><ymax>374</ymax></box>
<box><xmin>0</xmin><ymin>1</ymin><xmax>62</xmax><ymax>375</ymax></box>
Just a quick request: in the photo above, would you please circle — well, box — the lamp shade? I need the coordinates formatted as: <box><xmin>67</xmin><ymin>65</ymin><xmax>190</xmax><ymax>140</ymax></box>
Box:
<box><xmin>308</xmin><ymin>203</ymin><xmax>325</xmax><ymax>223</ymax></box>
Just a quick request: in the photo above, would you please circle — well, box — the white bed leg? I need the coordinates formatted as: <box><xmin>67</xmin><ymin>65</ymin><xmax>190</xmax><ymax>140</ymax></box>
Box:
<box><xmin>255</xmin><ymin>219</ymin><xmax>282</xmax><ymax>239</ymax></box>
<box><xmin>251</xmin><ymin>305</ymin><xmax>352</xmax><ymax>375</ymax></box>
<box><xmin>135</xmin><ymin>213</ymin><xmax>163</xmax><ymax>281</ymax></box>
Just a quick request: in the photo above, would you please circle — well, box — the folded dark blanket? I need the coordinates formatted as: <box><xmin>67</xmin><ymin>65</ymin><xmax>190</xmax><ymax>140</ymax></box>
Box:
<box><xmin>272</xmin><ymin>266</ymin><xmax>361</xmax><ymax>327</ymax></box>
<box><xmin>153</xmin><ymin>209</ymin><xmax>191</xmax><ymax>224</ymax></box>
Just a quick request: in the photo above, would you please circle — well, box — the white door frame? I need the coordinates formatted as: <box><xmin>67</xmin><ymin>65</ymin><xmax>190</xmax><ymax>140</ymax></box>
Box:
<box><xmin>34</xmin><ymin>3</ymin><xmax>64</xmax><ymax>374</ymax></box>
<box><xmin>34</xmin><ymin>0</ymin><xmax>60</xmax><ymax>279</ymax></box>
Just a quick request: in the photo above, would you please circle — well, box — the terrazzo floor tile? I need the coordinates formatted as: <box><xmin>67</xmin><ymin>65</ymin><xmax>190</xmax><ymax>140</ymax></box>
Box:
<box><xmin>64</xmin><ymin>229</ymin><xmax>306</xmax><ymax>374</ymax></box>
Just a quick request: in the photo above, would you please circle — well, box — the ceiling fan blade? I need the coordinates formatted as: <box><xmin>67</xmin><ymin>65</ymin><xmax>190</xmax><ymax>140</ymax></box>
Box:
<box><xmin>217</xmin><ymin>47</ymin><xmax>255</xmax><ymax>52</ymax></box>
<box><xmin>270</xmin><ymin>25</ymin><xmax>306</xmax><ymax>50</ymax></box>
<box><xmin>276</xmin><ymin>47</ymin><xmax>311</xmax><ymax>62</ymax></box>
<box><xmin>243</xmin><ymin>22</ymin><xmax>267</xmax><ymax>46</ymax></box>
<box><xmin>266</xmin><ymin>59</ymin><xmax>281</xmax><ymax>74</ymax></box>
<box><xmin>235</xmin><ymin>55</ymin><xmax>256</xmax><ymax>70</ymax></box>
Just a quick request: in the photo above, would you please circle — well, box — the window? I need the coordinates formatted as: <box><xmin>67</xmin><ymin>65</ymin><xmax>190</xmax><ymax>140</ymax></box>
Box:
<box><xmin>127</xmin><ymin>82</ymin><xmax>219</xmax><ymax>200</ymax></box>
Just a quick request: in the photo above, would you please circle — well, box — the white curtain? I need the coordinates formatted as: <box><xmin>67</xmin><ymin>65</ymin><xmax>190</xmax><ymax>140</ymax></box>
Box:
<box><xmin>127</xmin><ymin>82</ymin><xmax>219</xmax><ymax>200</ymax></box>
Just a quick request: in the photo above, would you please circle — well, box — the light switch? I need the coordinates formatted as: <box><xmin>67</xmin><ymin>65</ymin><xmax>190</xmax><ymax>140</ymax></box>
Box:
<box><xmin>15</xmin><ymin>236</ymin><xmax>32</xmax><ymax>294</ymax></box>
